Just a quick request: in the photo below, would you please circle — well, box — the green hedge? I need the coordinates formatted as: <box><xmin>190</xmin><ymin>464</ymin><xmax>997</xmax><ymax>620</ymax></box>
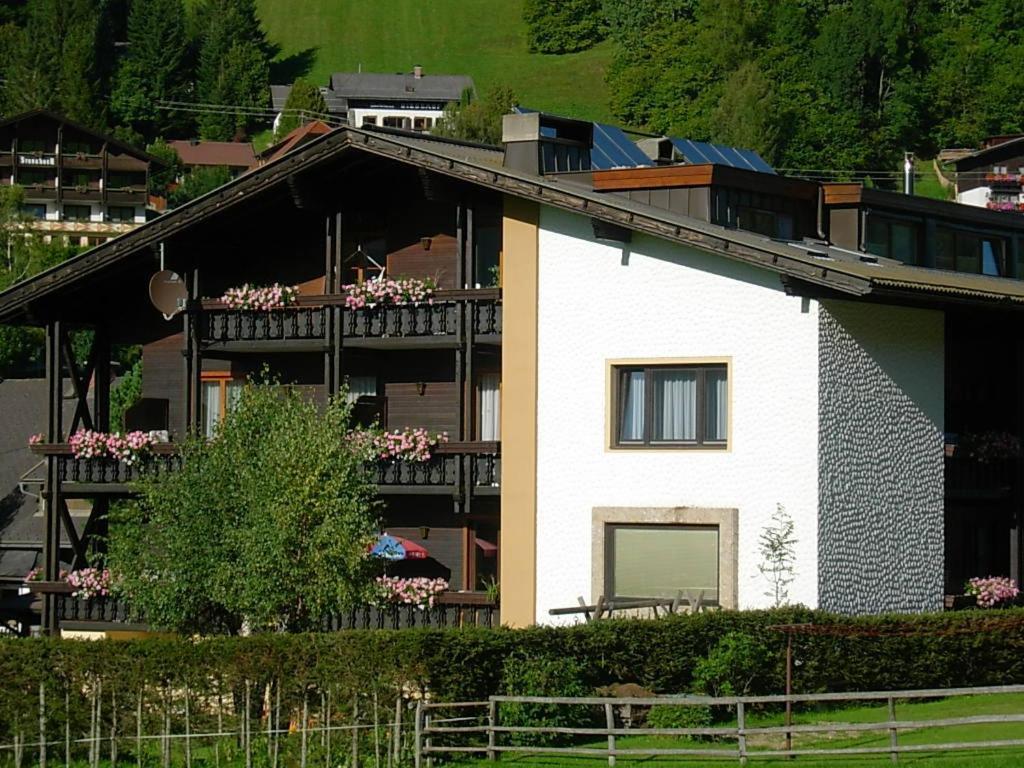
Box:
<box><xmin>2</xmin><ymin>608</ymin><xmax>1024</xmax><ymax>758</ymax></box>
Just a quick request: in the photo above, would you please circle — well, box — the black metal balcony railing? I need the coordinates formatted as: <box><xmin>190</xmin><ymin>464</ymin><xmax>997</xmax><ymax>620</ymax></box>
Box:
<box><xmin>57</xmin><ymin>453</ymin><xmax>182</xmax><ymax>485</ymax></box>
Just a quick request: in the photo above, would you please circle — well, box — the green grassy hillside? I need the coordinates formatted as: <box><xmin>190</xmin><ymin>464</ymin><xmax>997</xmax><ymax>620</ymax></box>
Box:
<box><xmin>255</xmin><ymin>0</ymin><xmax>614</xmax><ymax>122</ymax></box>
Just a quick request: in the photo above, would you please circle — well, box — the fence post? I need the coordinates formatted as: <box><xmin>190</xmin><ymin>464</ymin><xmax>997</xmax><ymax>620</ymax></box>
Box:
<box><xmin>888</xmin><ymin>696</ymin><xmax>898</xmax><ymax>763</ymax></box>
<box><xmin>424</xmin><ymin>709</ymin><xmax>433</xmax><ymax>768</ymax></box>
<box><xmin>413</xmin><ymin>700</ymin><xmax>423</xmax><ymax>768</ymax></box>
<box><xmin>394</xmin><ymin>697</ymin><xmax>403</xmax><ymax>766</ymax></box>
<box><xmin>487</xmin><ymin>699</ymin><xmax>497</xmax><ymax>762</ymax></box>
<box><xmin>352</xmin><ymin>696</ymin><xmax>360</xmax><ymax>768</ymax></box>
<box><xmin>39</xmin><ymin>681</ymin><xmax>46</xmax><ymax>768</ymax></box>
<box><xmin>605</xmin><ymin>702</ymin><xmax>616</xmax><ymax>767</ymax></box>
<box><xmin>135</xmin><ymin>689</ymin><xmax>142</xmax><ymax>768</ymax></box>
<box><xmin>301</xmin><ymin>690</ymin><xmax>309</xmax><ymax>768</ymax></box>
<box><xmin>737</xmin><ymin>701</ymin><xmax>747</xmax><ymax>767</ymax></box>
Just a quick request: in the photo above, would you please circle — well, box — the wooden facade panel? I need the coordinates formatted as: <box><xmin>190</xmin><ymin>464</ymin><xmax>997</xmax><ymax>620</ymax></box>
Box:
<box><xmin>141</xmin><ymin>332</ymin><xmax>184</xmax><ymax>437</ymax></box>
<box><xmin>385</xmin><ymin>524</ymin><xmax>465</xmax><ymax>590</ymax></box>
<box><xmin>384</xmin><ymin>381</ymin><xmax>458</xmax><ymax>434</ymax></box>
<box><xmin>387</xmin><ymin>236</ymin><xmax>457</xmax><ymax>289</ymax></box>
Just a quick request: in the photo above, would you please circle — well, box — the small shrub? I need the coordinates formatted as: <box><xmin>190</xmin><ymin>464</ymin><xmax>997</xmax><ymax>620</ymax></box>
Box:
<box><xmin>500</xmin><ymin>654</ymin><xmax>597</xmax><ymax>745</ymax></box>
<box><xmin>647</xmin><ymin>702</ymin><xmax>714</xmax><ymax>739</ymax></box>
<box><xmin>692</xmin><ymin>631</ymin><xmax>777</xmax><ymax>698</ymax></box>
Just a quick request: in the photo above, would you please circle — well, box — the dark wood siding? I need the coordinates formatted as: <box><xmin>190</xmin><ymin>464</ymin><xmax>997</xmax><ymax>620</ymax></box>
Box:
<box><xmin>142</xmin><ymin>332</ymin><xmax>184</xmax><ymax>438</ymax></box>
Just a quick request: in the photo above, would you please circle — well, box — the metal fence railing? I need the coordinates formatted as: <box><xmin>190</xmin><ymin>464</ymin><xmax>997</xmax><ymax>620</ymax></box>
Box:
<box><xmin>415</xmin><ymin>684</ymin><xmax>1024</xmax><ymax>766</ymax></box>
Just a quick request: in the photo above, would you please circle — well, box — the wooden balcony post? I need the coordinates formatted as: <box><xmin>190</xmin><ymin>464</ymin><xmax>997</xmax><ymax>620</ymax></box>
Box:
<box><xmin>332</xmin><ymin>211</ymin><xmax>343</xmax><ymax>396</ymax></box>
<box><xmin>43</xmin><ymin>321</ymin><xmax>62</xmax><ymax>633</ymax></box>
<box><xmin>93</xmin><ymin>324</ymin><xmax>110</xmax><ymax>432</ymax></box>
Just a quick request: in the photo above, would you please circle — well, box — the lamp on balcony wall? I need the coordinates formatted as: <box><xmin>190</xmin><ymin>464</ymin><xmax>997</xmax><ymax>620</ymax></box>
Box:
<box><xmin>416</xmin><ymin>381</ymin><xmax>427</xmax><ymax>396</ymax></box>
<box><xmin>420</xmin><ymin>237</ymin><xmax>432</xmax><ymax>251</ymax></box>
<box><xmin>419</xmin><ymin>526</ymin><xmax>430</xmax><ymax>540</ymax></box>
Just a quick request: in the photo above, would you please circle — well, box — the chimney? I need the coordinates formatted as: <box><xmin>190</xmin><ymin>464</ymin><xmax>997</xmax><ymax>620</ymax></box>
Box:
<box><xmin>636</xmin><ymin>137</ymin><xmax>675</xmax><ymax>165</ymax></box>
<box><xmin>502</xmin><ymin>112</ymin><xmax>592</xmax><ymax>175</ymax></box>
<box><xmin>413</xmin><ymin>65</ymin><xmax>423</xmax><ymax>79</ymax></box>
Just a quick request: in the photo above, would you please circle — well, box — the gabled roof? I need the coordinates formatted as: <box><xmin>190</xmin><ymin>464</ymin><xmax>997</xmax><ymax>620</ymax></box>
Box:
<box><xmin>257</xmin><ymin>120</ymin><xmax>333</xmax><ymax>164</ymax></box>
<box><xmin>954</xmin><ymin>136</ymin><xmax>1024</xmax><ymax>168</ymax></box>
<box><xmin>329</xmin><ymin>72</ymin><xmax>473</xmax><ymax>102</ymax></box>
<box><xmin>0</xmin><ymin>108</ymin><xmax>168</xmax><ymax>167</ymax></box>
<box><xmin>168</xmin><ymin>140</ymin><xmax>256</xmax><ymax>169</ymax></box>
<box><xmin>3</xmin><ymin>124</ymin><xmax>1024</xmax><ymax>325</ymax></box>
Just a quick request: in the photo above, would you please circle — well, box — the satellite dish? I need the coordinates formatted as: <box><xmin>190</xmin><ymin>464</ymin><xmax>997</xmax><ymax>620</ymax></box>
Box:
<box><xmin>149</xmin><ymin>270</ymin><xmax>188</xmax><ymax>320</ymax></box>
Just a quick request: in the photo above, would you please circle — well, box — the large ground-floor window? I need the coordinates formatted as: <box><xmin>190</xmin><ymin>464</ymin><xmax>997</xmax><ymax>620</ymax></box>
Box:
<box><xmin>592</xmin><ymin>506</ymin><xmax>738</xmax><ymax>609</ymax></box>
<box><xmin>605</xmin><ymin>524</ymin><xmax>719</xmax><ymax>604</ymax></box>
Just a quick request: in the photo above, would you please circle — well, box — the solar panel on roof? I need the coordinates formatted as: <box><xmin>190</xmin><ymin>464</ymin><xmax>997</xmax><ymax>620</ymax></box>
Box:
<box><xmin>669</xmin><ymin>138</ymin><xmax>775</xmax><ymax>174</ymax></box>
<box><xmin>591</xmin><ymin>122</ymin><xmax>650</xmax><ymax>169</ymax></box>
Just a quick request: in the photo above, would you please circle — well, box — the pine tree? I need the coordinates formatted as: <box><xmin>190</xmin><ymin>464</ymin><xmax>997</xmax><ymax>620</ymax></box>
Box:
<box><xmin>274</xmin><ymin>78</ymin><xmax>328</xmax><ymax>139</ymax></box>
<box><xmin>111</xmin><ymin>0</ymin><xmax>190</xmax><ymax>140</ymax></box>
<box><xmin>195</xmin><ymin>0</ymin><xmax>270</xmax><ymax>140</ymax></box>
<box><xmin>2</xmin><ymin>0</ymin><xmax>108</xmax><ymax>127</ymax></box>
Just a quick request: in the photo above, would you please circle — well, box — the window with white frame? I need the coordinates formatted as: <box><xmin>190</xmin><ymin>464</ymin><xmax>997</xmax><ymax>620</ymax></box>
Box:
<box><xmin>478</xmin><ymin>373</ymin><xmax>501</xmax><ymax>441</ymax></box>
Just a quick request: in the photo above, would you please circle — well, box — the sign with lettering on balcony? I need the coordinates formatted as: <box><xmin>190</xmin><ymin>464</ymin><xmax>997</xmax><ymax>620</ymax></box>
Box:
<box><xmin>18</xmin><ymin>154</ymin><xmax>55</xmax><ymax>166</ymax></box>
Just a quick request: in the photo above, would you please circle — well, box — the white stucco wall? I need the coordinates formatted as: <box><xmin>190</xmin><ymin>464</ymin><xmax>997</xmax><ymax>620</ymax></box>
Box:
<box><xmin>534</xmin><ymin>206</ymin><xmax>820</xmax><ymax>623</ymax></box>
<box><xmin>957</xmin><ymin>186</ymin><xmax>990</xmax><ymax>208</ymax></box>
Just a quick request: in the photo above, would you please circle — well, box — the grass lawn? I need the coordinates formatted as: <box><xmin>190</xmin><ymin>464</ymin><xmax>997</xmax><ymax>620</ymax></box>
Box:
<box><xmin>914</xmin><ymin>158</ymin><xmax>956</xmax><ymax>201</ymax></box>
<box><xmin>451</xmin><ymin>692</ymin><xmax>1024</xmax><ymax>767</ymax></box>
<box><xmin>254</xmin><ymin>0</ymin><xmax>615</xmax><ymax>123</ymax></box>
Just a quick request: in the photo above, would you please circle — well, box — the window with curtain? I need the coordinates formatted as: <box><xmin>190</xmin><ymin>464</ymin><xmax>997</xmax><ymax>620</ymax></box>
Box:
<box><xmin>606</xmin><ymin>524</ymin><xmax>719</xmax><ymax>603</ymax></box>
<box><xmin>202</xmin><ymin>377</ymin><xmax>243</xmax><ymax>437</ymax></box>
<box><xmin>478</xmin><ymin>373</ymin><xmax>501</xmax><ymax>440</ymax></box>
<box><xmin>614</xmin><ymin>364</ymin><xmax>728</xmax><ymax>448</ymax></box>
<box><xmin>345</xmin><ymin>375</ymin><xmax>377</xmax><ymax>404</ymax></box>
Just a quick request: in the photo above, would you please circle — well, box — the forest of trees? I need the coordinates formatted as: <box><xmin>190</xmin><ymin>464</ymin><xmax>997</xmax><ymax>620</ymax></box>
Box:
<box><xmin>524</xmin><ymin>0</ymin><xmax>1024</xmax><ymax>173</ymax></box>
<box><xmin>0</xmin><ymin>0</ymin><xmax>273</xmax><ymax>146</ymax></box>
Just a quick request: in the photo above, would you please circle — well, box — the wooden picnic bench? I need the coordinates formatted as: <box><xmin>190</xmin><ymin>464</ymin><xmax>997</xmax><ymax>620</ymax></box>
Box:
<box><xmin>548</xmin><ymin>591</ymin><xmax>709</xmax><ymax>622</ymax></box>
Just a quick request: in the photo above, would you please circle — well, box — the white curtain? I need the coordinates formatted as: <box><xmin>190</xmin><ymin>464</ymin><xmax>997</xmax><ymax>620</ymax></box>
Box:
<box><xmin>201</xmin><ymin>381</ymin><xmax>221</xmax><ymax>438</ymax></box>
<box><xmin>346</xmin><ymin>375</ymin><xmax>377</xmax><ymax>404</ymax></box>
<box><xmin>653</xmin><ymin>370</ymin><xmax>696</xmax><ymax>441</ymax></box>
<box><xmin>705</xmin><ymin>370</ymin><xmax>728</xmax><ymax>442</ymax></box>
<box><xmin>619</xmin><ymin>370</ymin><xmax>645</xmax><ymax>441</ymax></box>
<box><xmin>479</xmin><ymin>373</ymin><xmax>501</xmax><ymax>440</ymax></box>
<box><xmin>226</xmin><ymin>381</ymin><xmax>243</xmax><ymax>412</ymax></box>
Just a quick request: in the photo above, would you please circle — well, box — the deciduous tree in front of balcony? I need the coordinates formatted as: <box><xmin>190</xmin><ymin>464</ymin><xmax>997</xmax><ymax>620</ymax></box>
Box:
<box><xmin>107</xmin><ymin>377</ymin><xmax>382</xmax><ymax>634</ymax></box>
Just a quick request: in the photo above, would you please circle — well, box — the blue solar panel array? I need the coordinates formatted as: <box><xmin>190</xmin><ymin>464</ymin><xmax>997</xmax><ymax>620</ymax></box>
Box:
<box><xmin>669</xmin><ymin>138</ymin><xmax>775</xmax><ymax>174</ymax></box>
<box><xmin>591</xmin><ymin>122</ymin><xmax>652</xmax><ymax>169</ymax></box>
<box><xmin>511</xmin><ymin>107</ymin><xmax>776</xmax><ymax>173</ymax></box>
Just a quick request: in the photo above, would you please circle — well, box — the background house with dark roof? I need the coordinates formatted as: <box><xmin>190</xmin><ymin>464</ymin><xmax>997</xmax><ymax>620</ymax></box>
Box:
<box><xmin>271</xmin><ymin>66</ymin><xmax>472</xmax><ymax>134</ymax></box>
<box><xmin>168</xmin><ymin>140</ymin><xmax>256</xmax><ymax>179</ymax></box>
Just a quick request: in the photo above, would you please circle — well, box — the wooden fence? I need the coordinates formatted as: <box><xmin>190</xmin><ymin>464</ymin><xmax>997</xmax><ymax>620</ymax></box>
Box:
<box><xmin>414</xmin><ymin>684</ymin><xmax>1024</xmax><ymax>766</ymax></box>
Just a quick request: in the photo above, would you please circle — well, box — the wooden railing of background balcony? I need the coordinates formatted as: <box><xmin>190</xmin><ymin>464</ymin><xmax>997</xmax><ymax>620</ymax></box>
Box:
<box><xmin>199</xmin><ymin>289</ymin><xmax>501</xmax><ymax>348</ymax></box>
<box><xmin>31</xmin><ymin>441</ymin><xmax>500</xmax><ymax>495</ymax></box>
<box><xmin>27</xmin><ymin>583</ymin><xmax>498</xmax><ymax>631</ymax></box>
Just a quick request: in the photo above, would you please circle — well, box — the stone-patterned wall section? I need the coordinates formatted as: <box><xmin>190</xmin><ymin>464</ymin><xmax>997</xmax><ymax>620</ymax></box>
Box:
<box><xmin>818</xmin><ymin>300</ymin><xmax>944</xmax><ymax>614</ymax></box>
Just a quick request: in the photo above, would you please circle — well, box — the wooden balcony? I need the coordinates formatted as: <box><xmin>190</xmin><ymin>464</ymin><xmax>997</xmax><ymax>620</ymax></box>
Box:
<box><xmin>105</xmin><ymin>188</ymin><xmax>147</xmax><ymax>205</ymax></box>
<box><xmin>199</xmin><ymin>289</ymin><xmax>501</xmax><ymax>353</ymax></box>
<box><xmin>60</xmin><ymin>182</ymin><xmax>102</xmax><ymax>202</ymax></box>
<box><xmin>371</xmin><ymin>441</ymin><xmax>500</xmax><ymax>495</ymax></box>
<box><xmin>40</xmin><ymin>590</ymin><xmax>496</xmax><ymax>631</ymax></box>
<box><xmin>21</xmin><ymin>182</ymin><xmax>57</xmax><ymax>200</ymax></box>
<box><xmin>31</xmin><ymin>444</ymin><xmax>182</xmax><ymax>496</ymax></box>
<box><xmin>61</xmin><ymin>153</ymin><xmax>103</xmax><ymax>170</ymax></box>
<box><xmin>945</xmin><ymin>456</ymin><xmax>1018</xmax><ymax>500</ymax></box>
<box><xmin>31</xmin><ymin>441</ymin><xmax>499</xmax><ymax>496</ymax></box>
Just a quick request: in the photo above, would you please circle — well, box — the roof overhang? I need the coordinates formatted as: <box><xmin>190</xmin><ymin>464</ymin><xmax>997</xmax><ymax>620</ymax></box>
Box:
<box><xmin>4</xmin><ymin>127</ymin><xmax>1024</xmax><ymax>325</ymax></box>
